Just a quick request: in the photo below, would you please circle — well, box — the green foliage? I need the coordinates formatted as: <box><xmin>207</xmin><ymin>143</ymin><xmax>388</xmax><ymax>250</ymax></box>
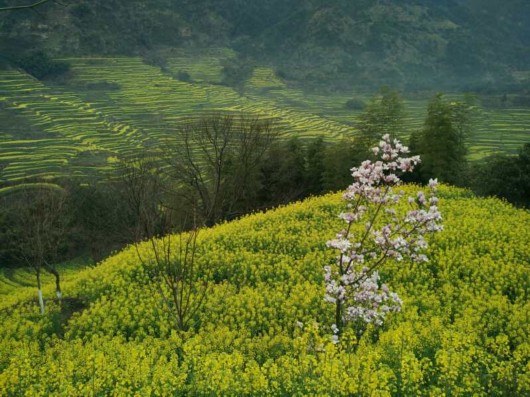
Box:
<box><xmin>221</xmin><ymin>55</ymin><xmax>255</xmax><ymax>93</ymax></box>
<box><xmin>176</xmin><ymin>69</ymin><xmax>191</xmax><ymax>82</ymax></box>
<box><xmin>0</xmin><ymin>185</ymin><xmax>529</xmax><ymax>394</ymax></box>
<box><xmin>344</xmin><ymin>97</ymin><xmax>365</xmax><ymax>110</ymax></box>
<box><xmin>305</xmin><ymin>136</ymin><xmax>326</xmax><ymax>196</ymax></box>
<box><xmin>321</xmin><ymin>138</ymin><xmax>361</xmax><ymax>192</ymax></box>
<box><xmin>1</xmin><ymin>57</ymin><xmax>528</xmax><ymax>186</ymax></box>
<box><xmin>468</xmin><ymin>143</ymin><xmax>530</xmax><ymax>207</ymax></box>
<box><xmin>0</xmin><ymin>1</ymin><xmax>528</xmax><ymax>91</ymax></box>
<box><xmin>357</xmin><ymin>87</ymin><xmax>405</xmax><ymax>149</ymax></box>
<box><xmin>410</xmin><ymin>93</ymin><xmax>476</xmax><ymax>185</ymax></box>
<box><xmin>15</xmin><ymin>51</ymin><xmax>70</xmax><ymax>80</ymax></box>
<box><xmin>260</xmin><ymin>137</ymin><xmax>308</xmax><ymax>205</ymax></box>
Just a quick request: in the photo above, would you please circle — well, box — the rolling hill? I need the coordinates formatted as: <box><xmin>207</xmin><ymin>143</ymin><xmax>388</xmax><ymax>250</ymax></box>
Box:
<box><xmin>1</xmin><ymin>184</ymin><xmax>529</xmax><ymax>395</ymax></box>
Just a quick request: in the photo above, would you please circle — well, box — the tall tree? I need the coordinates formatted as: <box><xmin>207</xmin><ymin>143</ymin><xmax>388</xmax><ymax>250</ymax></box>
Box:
<box><xmin>410</xmin><ymin>93</ymin><xmax>476</xmax><ymax>185</ymax></box>
<box><xmin>260</xmin><ymin>137</ymin><xmax>308</xmax><ymax>205</ymax></box>
<box><xmin>356</xmin><ymin>87</ymin><xmax>405</xmax><ymax>150</ymax></box>
<box><xmin>163</xmin><ymin>113</ymin><xmax>279</xmax><ymax>226</ymax></box>
<box><xmin>321</xmin><ymin>139</ymin><xmax>361</xmax><ymax>192</ymax></box>
<box><xmin>306</xmin><ymin>136</ymin><xmax>326</xmax><ymax>195</ymax></box>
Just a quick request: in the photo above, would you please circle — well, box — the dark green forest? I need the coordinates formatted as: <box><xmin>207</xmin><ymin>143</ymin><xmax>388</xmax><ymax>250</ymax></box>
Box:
<box><xmin>1</xmin><ymin>0</ymin><xmax>529</xmax><ymax>91</ymax></box>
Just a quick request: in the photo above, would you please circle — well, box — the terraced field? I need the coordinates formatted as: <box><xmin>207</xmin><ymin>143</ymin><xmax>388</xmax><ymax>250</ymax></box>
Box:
<box><xmin>0</xmin><ymin>69</ymin><xmax>147</xmax><ymax>183</ymax></box>
<box><xmin>0</xmin><ymin>51</ymin><xmax>529</xmax><ymax>185</ymax></box>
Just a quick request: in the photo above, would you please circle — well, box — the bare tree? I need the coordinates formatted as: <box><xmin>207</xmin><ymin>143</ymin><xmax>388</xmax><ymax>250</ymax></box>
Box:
<box><xmin>114</xmin><ymin>156</ymin><xmax>208</xmax><ymax>331</ymax></box>
<box><xmin>2</xmin><ymin>185</ymin><xmax>68</xmax><ymax>314</ymax></box>
<box><xmin>136</xmin><ymin>229</ymin><xmax>209</xmax><ymax>331</ymax></box>
<box><xmin>163</xmin><ymin>113</ymin><xmax>280</xmax><ymax>226</ymax></box>
<box><xmin>115</xmin><ymin>155</ymin><xmax>167</xmax><ymax>241</ymax></box>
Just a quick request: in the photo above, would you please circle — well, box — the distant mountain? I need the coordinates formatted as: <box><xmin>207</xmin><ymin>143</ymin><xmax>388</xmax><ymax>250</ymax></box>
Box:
<box><xmin>1</xmin><ymin>0</ymin><xmax>529</xmax><ymax>91</ymax></box>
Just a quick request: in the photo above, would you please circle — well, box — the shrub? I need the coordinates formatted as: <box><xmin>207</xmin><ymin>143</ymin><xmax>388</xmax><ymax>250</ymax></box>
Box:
<box><xmin>16</xmin><ymin>51</ymin><xmax>70</xmax><ymax>80</ymax></box>
<box><xmin>344</xmin><ymin>97</ymin><xmax>365</xmax><ymax>110</ymax></box>
<box><xmin>176</xmin><ymin>70</ymin><xmax>191</xmax><ymax>82</ymax></box>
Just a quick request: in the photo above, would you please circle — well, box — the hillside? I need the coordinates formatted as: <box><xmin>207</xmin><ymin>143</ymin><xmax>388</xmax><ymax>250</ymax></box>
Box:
<box><xmin>1</xmin><ymin>185</ymin><xmax>529</xmax><ymax>395</ymax></box>
<box><xmin>1</xmin><ymin>0</ymin><xmax>529</xmax><ymax>91</ymax></box>
<box><xmin>1</xmin><ymin>55</ymin><xmax>529</xmax><ymax>185</ymax></box>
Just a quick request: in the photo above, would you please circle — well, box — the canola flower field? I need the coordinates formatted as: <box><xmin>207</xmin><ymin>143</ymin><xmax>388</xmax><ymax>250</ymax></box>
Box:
<box><xmin>1</xmin><ymin>49</ymin><xmax>529</xmax><ymax>185</ymax></box>
<box><xmin>0</xmin><ymin>184</ymin><xmax>529</xmax><ymax>395</ymax></box>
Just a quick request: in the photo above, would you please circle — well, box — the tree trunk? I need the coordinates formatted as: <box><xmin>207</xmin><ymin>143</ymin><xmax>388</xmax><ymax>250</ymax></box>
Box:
<box><xmin>36</xmin><ymin>268</ymin><xmax>45</xmax><ymax>315</ymax></box>
<box><xmin>44</xmin><ymin>263</ymin><xmax>62</xmax><ymax>300</ymax></box>
<box><xmin>335</xmin><ymin>300</ymin><xmax>342</xmax><ymax>335</ymax></box>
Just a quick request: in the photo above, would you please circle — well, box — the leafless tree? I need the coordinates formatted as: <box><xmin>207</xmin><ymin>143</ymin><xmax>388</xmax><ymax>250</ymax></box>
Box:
<box><xmin>136</xmin><ymin>228</ymin><xmax>209</xmax><ymax>331</ymax></box>
<box><xmin>162</xmin><ymin>113</ymin><xmax>280</xmax><ymax>226</ymax></box>
<box><xmin>116</xmin><ymin>157</ymin><xmax>209</xmax><ymax>331</ymax></box>
<box><xmin>115</xmin><ymin>154</ymin><xmax>167</xmax><ymax>241</ymax></box>
<box><xmin>2</xmin><ymin>185</ymin><xmax>68</xmax><ymax>314</ymax></box>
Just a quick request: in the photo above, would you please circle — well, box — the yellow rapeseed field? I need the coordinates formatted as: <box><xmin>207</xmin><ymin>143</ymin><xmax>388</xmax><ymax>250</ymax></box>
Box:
<box><xmin>0</xmin><ymin>185</ymin><xmax>529</xmax><ymax>395</ymax></box>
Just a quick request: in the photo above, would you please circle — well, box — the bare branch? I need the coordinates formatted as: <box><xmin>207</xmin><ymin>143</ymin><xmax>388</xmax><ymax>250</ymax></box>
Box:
<box><xmin>0</xmin><ymin>0</ymin><xmax>54</xmax><ymax>12</ymax></box>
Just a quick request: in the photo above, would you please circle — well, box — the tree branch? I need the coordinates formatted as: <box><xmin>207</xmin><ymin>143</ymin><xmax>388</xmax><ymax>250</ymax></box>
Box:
<box><xmin>0</xmin><ymin>0</ymin><xmax>54</xmax><ymax>12</ymax></box>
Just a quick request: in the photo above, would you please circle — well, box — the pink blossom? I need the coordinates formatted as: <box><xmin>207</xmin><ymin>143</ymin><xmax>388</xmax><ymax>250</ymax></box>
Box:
<box><xmin>324</xmin><ymin>134</ymin><xmax>443</xmax><ymax>339</ymax></box>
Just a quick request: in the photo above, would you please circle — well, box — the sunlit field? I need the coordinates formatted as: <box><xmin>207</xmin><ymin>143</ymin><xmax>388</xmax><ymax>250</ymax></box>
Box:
<box><xmin>1</xmin><ymin>185</ymin><xmax>529</xmax><ymax>395</ymax></box>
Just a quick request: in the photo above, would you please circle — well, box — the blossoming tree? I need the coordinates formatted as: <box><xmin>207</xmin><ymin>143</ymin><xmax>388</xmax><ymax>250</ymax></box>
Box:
<box><xmin>325</xmin><ymin>134</ymin><xmax>443</xmax><ymax>340</ymax></box>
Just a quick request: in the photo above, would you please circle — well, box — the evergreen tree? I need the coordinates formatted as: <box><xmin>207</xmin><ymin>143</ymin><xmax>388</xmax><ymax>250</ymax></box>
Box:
<box><xmin>306</xmin><ymin>136</ymin><xmax>326</xmax><ymax>195</ymax></box>
<box><xmin>356</xmin><ymin>87</ymin><xmax>405</xmax><ymax>150</ymax></box>
<box><xmin>411</xmin><ymin>93</ymin><xmax>476</xmax><ymax>185</ymax></box>
<box><xmin>322</xmin><ymin>139</ymin><xmax>360</xmax><ymax>192</ymax></box>
<box><xmin>260</xmin><ymin>138</ymin><xmax>307</xmax><ymax>205</ymax></box>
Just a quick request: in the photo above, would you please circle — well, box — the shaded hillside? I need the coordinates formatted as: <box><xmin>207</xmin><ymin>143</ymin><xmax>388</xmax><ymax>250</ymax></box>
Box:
<box><xmin>1</xmin><ymin>0</ymin><xmax>529</xmax><ymax>91</ymax></box>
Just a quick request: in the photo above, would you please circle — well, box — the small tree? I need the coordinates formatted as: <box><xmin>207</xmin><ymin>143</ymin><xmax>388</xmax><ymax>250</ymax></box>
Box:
<box><xmin>137</xmin><ymin>229</ymin><xmax>209</xmax><ymax>332</ymax></box>
<box><xmin>324</xmin><ymin>135</ymin><xmax>443</xmax><ymax>340</ymax></box>
<box><xmin>2</xmin><ymin>186</ymin><xmax>68</xmax><ymax>314</ymax></box>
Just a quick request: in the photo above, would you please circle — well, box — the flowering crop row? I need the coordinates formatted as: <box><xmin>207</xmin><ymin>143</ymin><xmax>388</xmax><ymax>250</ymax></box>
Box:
<box><xmin>0</xmin><ymin>184</ymin><xmax>529</xmax><ymax>395</ymax></box>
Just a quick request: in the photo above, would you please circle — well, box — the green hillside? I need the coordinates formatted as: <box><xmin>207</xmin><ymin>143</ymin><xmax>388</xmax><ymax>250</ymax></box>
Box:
<box><xmin>1</xmin><ymin>185</ymin><xmax>529</xmax><ymax>395</ymax></box>
<box><xmin>1</xmin><ymin>0</ymin><xmax>529</xmax><ymax>91</ymax></box>
<box><xmin>1</xmin><ymin>54</ymin><xmax>529</xmax><ymax>185</ymax></box>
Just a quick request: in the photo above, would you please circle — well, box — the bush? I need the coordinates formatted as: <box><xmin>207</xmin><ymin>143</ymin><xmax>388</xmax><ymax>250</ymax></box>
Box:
<box><xmin>344</xmin><ymin>97</ymin><xmax>365</xmax><ymax>110</ymax></box>
<box><xmin>176</xmin><ymin>70</ymin><xmax>191</xmax><ymax>82</ymax></box>
<box><xmin>16</xmin><ymin>51</ymin><xmax>70</xmax><ymax>80</ymax></box>
<box><xmin>84</xmin><ymin>81</ymin><xmax>121</xmax><ymax>91</ymax></box>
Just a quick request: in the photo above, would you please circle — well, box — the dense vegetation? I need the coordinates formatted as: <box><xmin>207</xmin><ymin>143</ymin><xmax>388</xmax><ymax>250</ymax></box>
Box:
<box><xmin>1</xmin><ymin>3</ymin><xmax>529</xmax><ymax>394</ymax></box>
<box><xmin>1</xmin><ymin>87</ymin><xmax>528</xmax><ymax>271</ymax></box>
<box><xmin>0</xmin><ymin>0</ymin><xmax>529</xmax><ymax>91</ymax></box>
<box><xmin>1</xmin><ymin>185</ymin><xmax>529</xmax><ymax>395</ymax></box>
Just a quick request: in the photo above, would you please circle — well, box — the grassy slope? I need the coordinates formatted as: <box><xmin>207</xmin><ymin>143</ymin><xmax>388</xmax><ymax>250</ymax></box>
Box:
<box><xmin>1</xmin><ymin>52</ymin><xmax>529</xmax><ymax>184</ymax></box>
<box><xmin>0</xmin><ymin>185</ymin><xmax>529</xmax><ymax>395</ymax></box>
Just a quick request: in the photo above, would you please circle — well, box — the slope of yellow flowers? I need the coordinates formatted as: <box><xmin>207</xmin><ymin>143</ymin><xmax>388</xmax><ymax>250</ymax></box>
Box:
<box><xmin>1</xmin><ymin>185</ymin><xmax>529</xmax><ymax>396</ymax></box>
